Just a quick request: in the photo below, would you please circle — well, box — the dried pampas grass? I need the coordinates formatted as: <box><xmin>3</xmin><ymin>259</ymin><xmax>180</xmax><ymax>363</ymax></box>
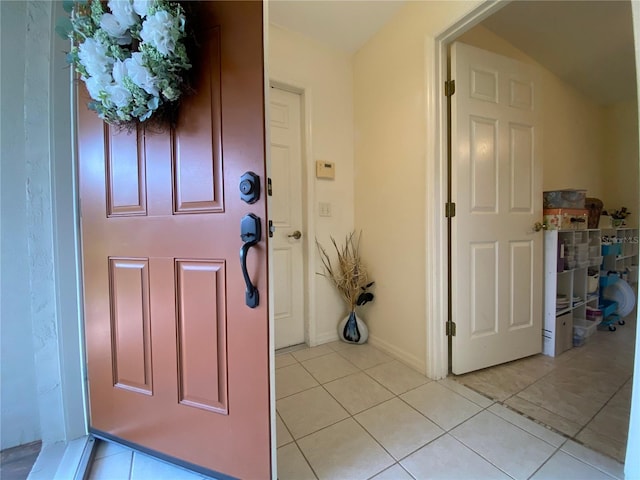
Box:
<box><xmin>316</xmin><ymin>231</ymin><xmax>371</xmax><ymax>311</ymax></box>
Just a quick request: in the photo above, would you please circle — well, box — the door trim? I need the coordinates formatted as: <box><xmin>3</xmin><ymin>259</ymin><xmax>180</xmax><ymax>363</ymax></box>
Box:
<box><xmin>268</xmin><ymin>79</ymin><xmax>317</xmax><ymax>347</ymax></box>
<box><xmin>426</xmin><ymin>0</ymin><xmax>509</xmax><ymax>379</ymax></box>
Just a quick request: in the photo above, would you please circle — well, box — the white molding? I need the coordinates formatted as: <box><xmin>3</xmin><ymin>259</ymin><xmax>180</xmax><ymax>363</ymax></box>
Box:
<box><xmin>262</xmin><ymin>6</ymin><xmax>277</xmax><ymax>478</ymax></box>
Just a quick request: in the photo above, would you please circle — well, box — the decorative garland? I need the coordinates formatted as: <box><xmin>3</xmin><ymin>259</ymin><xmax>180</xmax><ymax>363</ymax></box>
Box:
<box><xmin>60</xmin><ymin>0</ymin><xmax>191</xmax><ymax>127</ymax></box>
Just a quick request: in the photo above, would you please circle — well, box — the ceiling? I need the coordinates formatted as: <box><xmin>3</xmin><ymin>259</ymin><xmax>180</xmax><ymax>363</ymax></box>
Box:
<box><xmin>269</xmin><ymin>0</ymin><xmax>405</xmax><ymax>54</ymax></box>
<box><xmin>269</xmin><ymin>0</ymin><xmax>636</xmax><ymax>106</ymax></box>
<box><xmin>482</xmin><ymin>1</ymin><xmax>635</xmax><ymax>105</ymax></box>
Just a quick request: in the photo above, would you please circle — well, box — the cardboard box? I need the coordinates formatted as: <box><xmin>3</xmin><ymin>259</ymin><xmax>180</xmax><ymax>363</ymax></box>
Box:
<box><xmin>543</xmin><ymin>208</ymin><xmax>589</xmax><ymax>230</ymax></box>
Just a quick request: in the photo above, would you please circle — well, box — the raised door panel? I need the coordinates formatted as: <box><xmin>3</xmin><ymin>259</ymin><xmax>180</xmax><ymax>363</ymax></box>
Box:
<box><xmin>106</xmin><ymin>126</ymin><xmax>147</xmax><ymax>216</ymax></box>
<box><xmin>470</xmin><ymin>242</ymin><xmax>498</xmax><ymax>337</ymax></box>
<box><xmin>270</xmin><ymin>143</ymin><xmax>293</xmax><ymax>228</ymax></box>
<box><xmin>173</xmin><ymin>27</ymin><xmax>223</xmax><ymax>214</ymax></box>
<box><xmin>509</xmin><ymin>124</ymin><xmax>534</xmax><ymax>212</ymax></box>
<box><xmin>108</xmin><ymin>258</ymin><xmax>152</xmax><ymax>395</ymax></box>
<box><xmin>176</xmin><ymin>260</ymin><xmax>228</xmax><ymax>414</ymax></box>
<box><xmin>509</xmin><ymin>241</ymin><xmax>534</xmax><ymax>329</ymax></box>
<box><xmin>469</xmin><ymin>116</ymin><xmax>498</xmax><ymax>213</ymax></box>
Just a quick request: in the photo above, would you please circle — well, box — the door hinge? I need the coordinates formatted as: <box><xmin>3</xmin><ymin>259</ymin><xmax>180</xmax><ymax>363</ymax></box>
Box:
<box><xmin>267</xmin><ymin>177</ymin><xmax>273</xmax><ymax>196</ymax></box>
<box><xmin>445</xmin><ymin>79</ymin><xmax>455</xmax><ymax>97</ymax></box>
<box><xmin>445</xmin><ymin>202</ymin><xmax>456</xmax><ymax>218</ymax></box>
<box><xmin>446</xmin><ymin>321</ymin><xmax>457</xmax><ymax>336</ymax></box>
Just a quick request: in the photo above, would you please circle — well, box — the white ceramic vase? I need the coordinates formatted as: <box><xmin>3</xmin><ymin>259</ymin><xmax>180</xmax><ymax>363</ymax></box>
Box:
<box><xmin>338</xmin><ymin>311</ymin><xmax>368</xmax><ymax>344</ymax></box>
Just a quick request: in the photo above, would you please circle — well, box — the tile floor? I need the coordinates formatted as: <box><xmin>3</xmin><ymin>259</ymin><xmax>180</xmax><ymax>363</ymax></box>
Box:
<box><xmin>87</xmin><ymin>441</ymin><xmax>215</xmax><ymax>480</ymax></box>
<box><xmin>454</xmin><ymin>314</ymin><xmax>636</xmax><ymax>463</ymax></box>
<box><xmin>84</xmin><ymin>334</ymin><xmax>629</xmax><ymax>480</ymax></box>
<box><xmin>275</xmin><ymin>340</ymin><xmax>625</xmax><ymax>480</ymax></box>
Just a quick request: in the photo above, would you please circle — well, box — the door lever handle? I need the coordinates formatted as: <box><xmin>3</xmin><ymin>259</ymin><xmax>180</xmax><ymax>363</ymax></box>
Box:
<box><xmin>240</xmin><ymin>214</ymin><xmax>261</xmax><ymax>308</ymax></box>
<box><xmin>288</xmin><ymin>230</ymin><xmax>302</xmax><ymax>240</ymax></box>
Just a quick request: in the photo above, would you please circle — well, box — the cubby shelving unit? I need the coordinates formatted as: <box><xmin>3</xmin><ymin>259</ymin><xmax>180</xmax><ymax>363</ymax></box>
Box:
<box><xmin>543</xmin><ymin>229</ymin><xmax>602</xmax><ymax>356</ymax></box>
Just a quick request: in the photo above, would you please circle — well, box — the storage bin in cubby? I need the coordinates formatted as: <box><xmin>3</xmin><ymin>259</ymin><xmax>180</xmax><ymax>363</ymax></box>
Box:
<box><xmin>573</xmin><ymin>318</ymin><xmax>597</xmax><ymax>347</ymax></box>
<box><xmin>602</xmin><ymin>244</ymin><xmax>622</xmax><ymax>256</ymax></box>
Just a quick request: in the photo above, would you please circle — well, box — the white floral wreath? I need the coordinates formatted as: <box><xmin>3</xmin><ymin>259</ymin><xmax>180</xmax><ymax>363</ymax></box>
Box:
<box><xmin>64</xmin><ymin>0</ymin><xmax>191</xmax><ymax>126</ymax></box>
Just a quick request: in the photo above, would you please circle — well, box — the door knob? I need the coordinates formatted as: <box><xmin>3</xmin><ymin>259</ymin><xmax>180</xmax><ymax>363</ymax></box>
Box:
<box><xmin>533</xmin><ymin>222</ymin><xmax>547</xmax><ymax>232</ymax></box>
<box><xmin>288</xmin><ymin>230</ymin><xmax>302</xmax><ymax>240</ymax></box>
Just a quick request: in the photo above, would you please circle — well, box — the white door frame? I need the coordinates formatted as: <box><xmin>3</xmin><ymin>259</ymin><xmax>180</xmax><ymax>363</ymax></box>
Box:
<box><xmin>425</xmin><ymin>0</ymin><xmax>507</xmax><ymax>379</ymax></box>
<box><xmin>268</xmin><ymin>79</ymin><xmax>317</xmax><ymax>347</ymax></box>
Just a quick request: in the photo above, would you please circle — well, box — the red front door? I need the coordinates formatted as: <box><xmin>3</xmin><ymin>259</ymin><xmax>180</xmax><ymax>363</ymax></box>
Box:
<box><xmin>77</xmin><ymin>3</ymin><xmax>270</xmax><ymax>478</ymax></box>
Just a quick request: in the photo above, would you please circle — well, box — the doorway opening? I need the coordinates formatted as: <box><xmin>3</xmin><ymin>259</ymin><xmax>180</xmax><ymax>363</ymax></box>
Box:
<box><xmin>434</xmin><ymin>0</ymin><xmax>638</xmax><ymax>462</ymax></box>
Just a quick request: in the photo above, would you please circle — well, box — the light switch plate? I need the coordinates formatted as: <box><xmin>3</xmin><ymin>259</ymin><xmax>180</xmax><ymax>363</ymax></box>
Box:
<box><xmin>316</xmin><ymin>160</ymin><xmax>335</xmax><ymax>179</ymax></box>
<box><xmin>319</xmin><ymin>202</ymin><xmax>332</xmax><ymax>217</ymax></box>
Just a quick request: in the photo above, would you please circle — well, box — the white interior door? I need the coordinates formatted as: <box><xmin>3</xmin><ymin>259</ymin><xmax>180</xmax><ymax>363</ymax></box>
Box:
<box><xmin>451</xmin><ymin>42</ymin><xmax>543</xmax><ymax>374</ymax></box>
<box><xmin>270</xmin><ymin>87</ymin><xmax>305</xmax><ymax>349</ymax></box>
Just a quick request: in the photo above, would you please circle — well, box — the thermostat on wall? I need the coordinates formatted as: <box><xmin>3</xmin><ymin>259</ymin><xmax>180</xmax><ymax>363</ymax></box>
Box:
<box><xmin>316</xmin><ymin>160</ymin><xmax>335</xmax><ymax>179</ymax></box>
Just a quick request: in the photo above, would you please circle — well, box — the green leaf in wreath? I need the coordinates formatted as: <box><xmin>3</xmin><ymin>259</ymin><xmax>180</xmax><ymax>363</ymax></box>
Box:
<box><xmin>55</xmin><ymin>16</ymin><xmax>73</xmax><ymax>39</ymax></box>
<box><xmin>62</xmin><ymin>0</ymin><xmax>74</xmax><ymax>13</ymax></box>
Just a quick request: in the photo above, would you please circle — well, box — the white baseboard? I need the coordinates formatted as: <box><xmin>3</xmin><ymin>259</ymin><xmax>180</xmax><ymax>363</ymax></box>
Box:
<box><xmin>367</xmin><ymin>334</ymin><xmax>427</xmax><ymax>376</ymax></box>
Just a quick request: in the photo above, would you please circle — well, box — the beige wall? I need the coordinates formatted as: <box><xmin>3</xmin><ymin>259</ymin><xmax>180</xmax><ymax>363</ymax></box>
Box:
<box><xmin>602</xmin><ymin>100</ymin><xmax>639</xmax><ymax>224</ymax></box>
<box><xmin>458</xmin><ymin>26</ymin><xmax>608</xmax><ymax>200</ymax></box>
<box><xmin>268</xmin><ymin>24</ymin><xmax>356</xmax><ymax>344</ymax></box>
<box><xmin>353</xmin><ymin>1</ymin><xmax>480</xmax><ymax>372</ymax></box>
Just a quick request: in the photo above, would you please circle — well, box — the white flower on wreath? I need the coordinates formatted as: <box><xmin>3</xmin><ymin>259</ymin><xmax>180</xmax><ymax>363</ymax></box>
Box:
<box><xmin>100</xmin><ymin>13</ymin><xmax>132</xmax><ymax>45</ymax></box>
<box><xmin>124</xmin><ymin>52</ymin><xmax>159</xmax><ymax>96</ymax></box>
<box><xmin>108</xmin><ymin>0</ymin><xmax>139</xmax><ymax>29</ymax></box>
<box><xmin>141</xmin><ymin>10</ymin><xmax>179</xmax><ymax>55</ymax></box>
<box><xmin>133</xmin><ymin>0</ymin><xmax>152</xmax><ymax>18</ymax></box>
<box><xmin>78</xmin><ymin>38</ymin><xmax>113</xmax><ymax>78</ymax></box>
<box><xmin>105</xmin><ymin>84</ymin><xmax>132</xmax><ymax>108</ymax></box>
<box><xmin>84</xmin><ymin>73</ymin><xmax>112</xmax><ymax>101</ymax></box>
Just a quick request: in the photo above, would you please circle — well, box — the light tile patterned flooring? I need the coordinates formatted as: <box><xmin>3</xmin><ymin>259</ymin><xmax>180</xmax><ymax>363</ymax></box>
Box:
<box><xmin>275</xmin><ymin>340</ymin><xmax>625</xmax><ymax>480</ymax></box>
<box><xmin>86</xmin><ymin>332</ymin><xmax>630</xmax><ymax>480</ymax></box>
<box><xmin>454</xmin><ymin>314</ymin><xmax>635</xmax><ymax>463</ymax></box>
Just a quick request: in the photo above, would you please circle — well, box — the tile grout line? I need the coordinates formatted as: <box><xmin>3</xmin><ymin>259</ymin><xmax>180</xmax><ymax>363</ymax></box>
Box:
<box><xmin>126</xmin><ymin>451</ymin><xmax>134</xmax><ymax>480</ymax></box>
<box><xmin>524</xmin><ymin>439</ymin><xmax>569</xmax><ymax>480</ymax></box>
<box><xmin>574</xmin><ymin>375</ymin><xmax>632</xmax><ymax>440</ymax></box>
<box><xmin>291</xmin><ymin>439</ymin><xmax>320</xmax><ymax>480</ymax></box>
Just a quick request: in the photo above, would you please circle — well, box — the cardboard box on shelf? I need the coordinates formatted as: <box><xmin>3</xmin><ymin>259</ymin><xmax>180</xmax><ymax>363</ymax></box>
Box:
<box><xmin>544</xmin><ymin>208</ymin><xmax>589</xmax><ymax>230</ymax></box>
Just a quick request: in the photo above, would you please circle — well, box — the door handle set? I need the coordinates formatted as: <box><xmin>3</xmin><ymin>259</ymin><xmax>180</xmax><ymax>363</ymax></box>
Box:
<box><xmin>239</xmin><ymin>172</ymin><xmax>262</xmax><ymax>308</ymax></box>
